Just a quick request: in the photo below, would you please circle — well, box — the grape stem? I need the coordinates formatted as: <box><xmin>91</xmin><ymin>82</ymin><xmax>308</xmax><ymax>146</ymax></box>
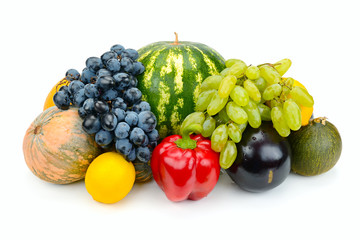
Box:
<box><xmin>56</xmin><ymin>78</ymin><xmax>70</xmax><ymax>92</ymax></box>
<box><xmin>257</xmin><ymin>62</ymin><xmax>281</xmax><ymax>68</ymax></box>
<box><xmin>271</xmin><ymin>97</ymin><xmax>282</xmax><ymax>108</ymax></box>
<box><xmin>174</xmin><ymin>124</ymin><xmax>203</xmax><ymax>149</ymax></box>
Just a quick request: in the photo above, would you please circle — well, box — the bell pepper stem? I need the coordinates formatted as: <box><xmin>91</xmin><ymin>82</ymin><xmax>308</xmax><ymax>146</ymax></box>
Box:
<box><xmin>175</xmin><ymin>124</ymin><xmax>203</xmax><ymax>149</ymax></box>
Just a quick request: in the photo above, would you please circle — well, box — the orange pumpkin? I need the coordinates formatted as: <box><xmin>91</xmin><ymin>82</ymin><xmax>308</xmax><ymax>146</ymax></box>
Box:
<box><xmin>43</xmin><ymin>78</ymin><xmax>69</xmax><ymax>111</ymax></box>
<box><xmin>23</xmin><ymin>106</ymin><xmax>102</xmax><ymax>184</ymax></box>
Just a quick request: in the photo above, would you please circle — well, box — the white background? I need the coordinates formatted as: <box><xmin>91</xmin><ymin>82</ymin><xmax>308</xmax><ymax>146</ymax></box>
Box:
<box><xmin>1</xmin><ymin>0</ymin><xmax>359</xmax><ymax>239</ymax></box>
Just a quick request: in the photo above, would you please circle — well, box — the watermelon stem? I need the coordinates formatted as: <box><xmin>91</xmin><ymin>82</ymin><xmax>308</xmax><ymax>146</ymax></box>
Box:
<box><xmin>172</xmin><ymin>32</ymin><xmax>180</xmax><ymax>45</ymax></box>
<box><xmin>174</xmin><ymin>124</ymin><xmax>203</xmax><ymax>149</ymax></box>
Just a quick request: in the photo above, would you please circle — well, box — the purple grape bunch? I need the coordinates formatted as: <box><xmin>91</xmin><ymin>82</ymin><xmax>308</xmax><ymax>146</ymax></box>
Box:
<box><xmin>53</xmin><ymin>44</ymin><xmax>159</xmax><ymax>163</ymax></box>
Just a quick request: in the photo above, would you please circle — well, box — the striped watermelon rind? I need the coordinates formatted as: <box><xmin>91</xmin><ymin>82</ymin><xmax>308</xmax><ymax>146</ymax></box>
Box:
<box><xmin>137</xmin><ymin>41</ymin><xmax>226</xmax><ymax>139</ymax></box>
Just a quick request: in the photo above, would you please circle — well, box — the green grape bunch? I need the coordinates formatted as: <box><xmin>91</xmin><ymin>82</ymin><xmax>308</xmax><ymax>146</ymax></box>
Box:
<box><xmin>180</xmin><ymin>58</ymin><xmax>314</xmax><ymax>169</ymax></box>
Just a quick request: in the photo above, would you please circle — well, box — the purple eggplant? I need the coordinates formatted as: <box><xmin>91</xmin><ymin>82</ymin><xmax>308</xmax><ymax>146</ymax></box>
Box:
<box><xmin>226</xmin><ymin>122</ymin><xmax>291</xmax><ymax>192</ymax></box>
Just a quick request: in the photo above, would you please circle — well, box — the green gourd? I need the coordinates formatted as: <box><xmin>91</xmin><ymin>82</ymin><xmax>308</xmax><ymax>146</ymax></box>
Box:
<box><xmin>133</xmin><ymin>160</ymin><xmax>153</xmax><ymax>183</ymax></box>
<box><xmin>288</xmin><ymin>117</ymin><xmax>342</xmax><ymax>176</ymax></box>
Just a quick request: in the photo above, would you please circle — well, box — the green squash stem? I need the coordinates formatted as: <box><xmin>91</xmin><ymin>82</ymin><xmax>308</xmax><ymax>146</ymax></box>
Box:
<box><xmin>312</xmin><ymin>116</ymin><xmax>328</xmax><ymax>125</ymax></box>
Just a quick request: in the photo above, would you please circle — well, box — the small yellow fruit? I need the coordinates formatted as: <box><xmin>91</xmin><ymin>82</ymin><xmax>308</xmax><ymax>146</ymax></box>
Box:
<box><xmin>292</xmin><ymin>80</ymin><xmax>314</xmax><ymax>126</ymax></box>
<box><xmin>85</xmin><ymin>152</ymin><xmax>135</xmax><ymax>204</ymax></box>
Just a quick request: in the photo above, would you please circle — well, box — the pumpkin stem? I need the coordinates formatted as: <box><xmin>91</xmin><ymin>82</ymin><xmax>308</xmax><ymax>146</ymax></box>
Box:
<box><xmin>34</xmin><ymin>125</ymin><xmax>41</xmax><ymax>134</ymax></box>
<box><xmin>313</xmin><ymin>117</ymin><xmax>328</xmax><ymax>125</ymax></box>
<box><xmin>171</xmin><ymin>32</ymin><xmax>180</xmax><ymax>45</ymax></box>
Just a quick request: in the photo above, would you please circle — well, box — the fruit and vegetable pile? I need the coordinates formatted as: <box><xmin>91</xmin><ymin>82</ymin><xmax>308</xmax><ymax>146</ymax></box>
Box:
<box><xmin>23</xmin><ymin>33</ymin><xmax>342</xmax><ymax>203</ymax></box>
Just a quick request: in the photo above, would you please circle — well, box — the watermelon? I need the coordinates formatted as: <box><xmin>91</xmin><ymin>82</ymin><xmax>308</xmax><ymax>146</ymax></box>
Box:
<box><xmin>137</xmin><ymin>34</ymin><xmax>226</xmax><ymax>138</ymax></box>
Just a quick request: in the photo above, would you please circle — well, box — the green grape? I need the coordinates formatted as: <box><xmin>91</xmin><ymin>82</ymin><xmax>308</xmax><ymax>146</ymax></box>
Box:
<box><xmin>243</xmin><ymin>79</ymin><xmax>261</xmax><ymax>103</ymax></box>
<box><xmin>218</xmin><ymin>75</ymin><xmax>237</xmax><ymax>98</ymax></box>
<box><xmin>236</xmin><ymin>121</ymin><xmax>248</xmax><ymax>133</ymax></box>
<box><xmin>220</xmin><ymin>68</ymin><xmax>231</xmax><ymax>77</ymax></box>
<box><xmin>290</xmin><ymin>86</ymin><xmax>314</xmax><ymax>107</ymax></box>
<box><xmin>195</xmin><ymin>89</ymin><xmax>217</xmax><ymax>112</ymax></box>
<box><xmin>180</xmin><ymin>112</ymin><xmax>205</xmax><ymax>135</ymax></box>
<box><xmin>207</xmin><ymin>92</ymin><xmax>229</xmax><ymax>116</ymax></box>
<box><xmin>271</xmin><ymin>106</ymin><xmax>290</xmax><ymax>137</ymax></box>
<box><xmin>211</xmin><ymin>124</ymin><xmax>228</xmax><ymax>152</ymax></box>
<box><xmin>227</xmin><ymin>122</ymin><xmax>242</xmax><ymax>143</ymax></box>
<box><xmin>262</xmin><ymin>83</ymin><xmax>282</xmax><ymax>101</ymax></box>
<box><xmin>218</xmin><ymin>108</ymin><xmax>231</xmax><ymax>123</ymax></box>
<box><xmin>212</xmin><ymin>115</ymin><xmax>222</xmax><ymax>125</ymax></box>
<box><xmin>226</xmin><ymin>101</ymin><xmax>248</xmax><ymax>124</ymax></box>
<box><xmin>230</xmin><ymin>85</ymin><xmax>249</xmax><ymax>106</ymax></box>
<box><xmin>245</xmin><ymin>65</ymin><xmax>260</xmax><ymax>80</ymax></box>
<box><xmin>236</xmin><ymin>76</ymin><xmax>245</xmax><ymax>86</ymax></box>
<box><xmin>274</xmin><ymin>58</ymin><xmax>292</xmax><ymax>76</ymax></box>
<box><xmin>254</xmin><ymin>77</ymin><xmax>267</xmax><ymax>93</ymax></box>
<box><xmin>281</xmin><ymin>84</ymin><xmax>291</xmax><ymax>98</ymax></box>
<box><xmin>200</xmin><ymin>75</ymin><xmax>223</xmax><ymax>92</ymax></box>
<box><xmin>243</xmin><ymin>99</ymin><xmax>261</xmax><ymax>128</ymax></box>
<box><xmin>270</xmin><ymin>99</ymin><xmax>282</xmax><ymax>108</ymax></box>
<box><xmin>257</xmin><ymin>103</ymin><xmax>272</xmax><ymax>121</ymax></box>
<box><xmin>259</xmin><ymin>64</ymin><xmax>281</xmax><ymax>84</ymax></box>
<box><xmin>202</xmin><ymin>115</ymin><xmax>216</xmax><ymax>138</ymax></box>
<box><xmin>219</xmin><ymin>140</ymin><xmax>237</xmax><ymax>169</ymax></box>
<box><xmin>229</xmin><ymin>62</ymin><xmax>247</xmax><ymax>78</ymax></box>
<box><xmin>283</xmin><ymin>99</ymin><xmax>301</xmax><ymax>131</ymax></box>
<box><xmin>225</xmin><ymin>59</ymin><xmax>245</xmax><ymax>68</ymax></box>
<box><xmin>283</xmin><ymin>77</ymin><xmax>294</xmax><ymax>88</ymax></box>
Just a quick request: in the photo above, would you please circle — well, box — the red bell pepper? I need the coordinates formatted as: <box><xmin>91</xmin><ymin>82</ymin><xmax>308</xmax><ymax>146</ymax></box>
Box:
<box><xmin>151</xmin><ymin>124</ymin><xmax>220</xmax><ymax>202</ymax></box>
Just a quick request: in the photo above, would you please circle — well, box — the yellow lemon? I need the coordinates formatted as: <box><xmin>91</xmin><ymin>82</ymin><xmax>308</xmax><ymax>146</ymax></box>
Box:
<box><xmin>292</xmin><ymin>80</ymin><xmax>314</xmax><ymax>126</ymax></box>
<box><xmin>43</xmin><ymin>78</ymin><xmax>69</xmax><ymax>111</ymax></box>
<box><xmin>85</xmin><ymin>152</ymin><xmax>135</xmax><ymax>204</ymax></box>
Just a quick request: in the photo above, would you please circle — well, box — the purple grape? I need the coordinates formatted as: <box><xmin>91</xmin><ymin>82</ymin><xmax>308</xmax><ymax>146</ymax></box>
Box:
<box><xmin>101</xmin><ymin>51</ymin><xmax>118</xmax><ymax>65</ymax></box>
<box><xmin>115</xmin><ymin>139</ymin><xmax>132</xmax><ymax>156</ymax></box>
<box><xmin>101</xmin><ymin>112</ymin><xmax>118</xmax><ymax>131</ymax></box>
<box><xmin>82</xmin><ymin>114</ymin><xmax>101</xmax><ymax>134</ymax></box>
<box><xmin>112</xmin><ymin>108</ymin><xmax>126</xmax><ymax>122</ymax></box>
<box><xmin>114</xmin><ymin>122</ymin><xmax>130</xmax><ymax>139</ymax></box>
<box><xmin>65</xmin><ymin>69</ymin><xmax>80</xmax><ymax>81</ymax></box>
<box><xmin>84</xmin><ymin>84</ymin><xmax>100</xmax><ymax>98</ymax></box>
<box><xmin>112</xmin><ymin>97</ymin><xmax>127</xmax><ymax>110</ymax></box>
<box><xmin>110</xmin><ymin>44</ymin><xmax>125</xmax><ymax>55</ymax></box>
<box><xmin>106</xmin><ymin>58</ymin><xmax>121</xmax><ymax>72</ymax></box>
<box><xmin>95</xmin><ymin>129</ymin><xmax>114</xmax><ymax>146</ymax></box>
<box><xmin>125</xmin><ymin>111</ymin><xmax>138</xmax><ymax>127</ymax></box>
<box><xmin>138</xmin><ymin>111</ymin><xmax>157</xmax><ymax>132</ymax></box>
<box><xmin>101</xmin><ymin>89</ymin><xmax>118</xmax><ymax>101</ymax></box>
<box><xmin>97</xmin><ymin>76</ymin><xmax>115</xmax><ymax>91</ymax></box>
<box><xmin>94</xmin><ymin>100</ymin><xmax>109</xmax><ymax>114</ymax></box>
<box><xmin>73</xmin><ymin>88</ymin><xmax>86</xmax><ymax>107</ymax></box>
<box><xmin>53</xmin><ymin>91</ymin><xmax>71</xmax><ymax>110</ymax></box>
<box><xmin>136</xmin><ymin>147</ymin><xmax>151</xmax><ymax>162</ymax></box>
<box><xmin>81</xmin><ymin>68</ymin><xmax>96</xmax><ymax>84</ymax></box>
<box><xmin>86</xmin><ymin>57</ymin><xmax>103</xmax><ymax>73</ymax></box>
<box><xmin>129</xmin><ymin>127</ymin><xmax>146</xmax><ymax>146</ymax></box>
<box><xmin>68</xmin><ymin>80</ymin><xmax>85</xmax><ymax>96</ymax></box>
